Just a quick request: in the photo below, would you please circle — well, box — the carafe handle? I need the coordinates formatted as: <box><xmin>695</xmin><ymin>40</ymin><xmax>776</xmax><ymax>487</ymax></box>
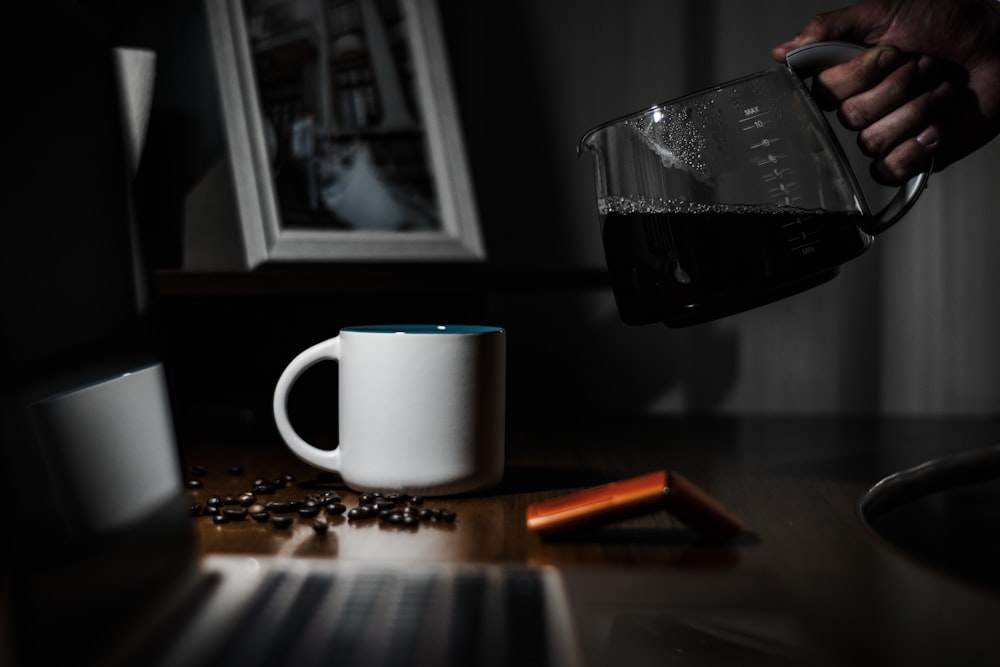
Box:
<box><xmin>786</xmin><ymin>41</ymin><xmax>931</xmax><ymax>235</ymax></box>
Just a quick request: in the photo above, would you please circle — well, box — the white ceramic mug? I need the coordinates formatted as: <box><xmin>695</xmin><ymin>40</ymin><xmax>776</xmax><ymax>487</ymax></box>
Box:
<box><xmin>272</xmin><ymin>324</ymin><xmax>506</xmax><ymax>496</ymax></box>
<box><xmin>29</xmin><ymin>362</ymin><xmax>182</xmax><ymax>535</ymax></box>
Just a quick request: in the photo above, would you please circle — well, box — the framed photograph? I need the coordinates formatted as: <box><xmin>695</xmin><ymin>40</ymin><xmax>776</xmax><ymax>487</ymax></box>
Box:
<box><xmin>194</xmin><ymin>0</ymin><xmax>483</xmax><ymax>268</ymax></box>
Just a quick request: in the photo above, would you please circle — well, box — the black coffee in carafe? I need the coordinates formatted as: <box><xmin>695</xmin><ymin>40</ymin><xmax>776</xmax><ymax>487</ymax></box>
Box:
<box><xmin>600</xmin><ymin>200</ymin><xmax>872</xmax><ymax>327</ymax></box>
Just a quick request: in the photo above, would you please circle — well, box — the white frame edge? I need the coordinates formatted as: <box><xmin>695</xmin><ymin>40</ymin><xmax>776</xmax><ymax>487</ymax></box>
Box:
<box><xmin>203</xmin><ymin>0</ymin><xmax>484</xmax><ymax>267</ymax></box>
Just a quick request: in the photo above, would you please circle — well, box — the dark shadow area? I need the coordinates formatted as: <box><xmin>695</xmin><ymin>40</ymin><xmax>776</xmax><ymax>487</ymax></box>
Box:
<box><xmin>5</xmin><ymin>492</ymin><xmax>197</xmax><ymax>666</ymax></box>
<box><xmin>541</xmin><ymin>526</ymin><xmax>760</xmax><ymax>548</ymax></box>
<box><xmin>605</xmin><ymin>611</ymin><xmax>826</xmax><ymax>667</ymax></box>
<box><xmin>495</xmin><ymin>465</ymin><xmax>617</xmax><ymax>495</ymax></box>
<box><xmin>767</xmin><ymin>453</ymin><xmax>887</xmax><ymax>484</ymax></box>
<box><xmin>866</xmin><ymin>476</ymin><xmax>1000</xmax><ymax>595</ymax></box>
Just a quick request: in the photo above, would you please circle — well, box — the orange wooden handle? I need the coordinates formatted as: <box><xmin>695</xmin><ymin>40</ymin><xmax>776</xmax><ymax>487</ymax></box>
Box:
<box><xmin>526</xmin><ymin>470</ymin><xmax>743</xmax><ymax>540</ymax></box>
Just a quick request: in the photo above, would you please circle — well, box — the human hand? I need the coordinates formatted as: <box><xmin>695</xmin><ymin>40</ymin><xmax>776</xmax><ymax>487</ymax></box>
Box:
<box><xmin>772</xmin><ymin>0</ymin><xmax>1000</xmax><ymax>185</ymax></box>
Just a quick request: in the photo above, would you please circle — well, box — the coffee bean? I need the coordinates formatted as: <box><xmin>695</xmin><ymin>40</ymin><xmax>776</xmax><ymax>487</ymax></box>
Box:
<box><xmin>348</xmin><ymin>506</ymin><xmax>375</xmax><ymax>520</ymax></box>
<box><xmin>380</xmin><ymin>510</ymin><xmax>418</xmax><ymax>528</ymax></box>
<box><xmin>325</xmin><ymin>502</ymin><xmax>347</xmax><ymax>516</ymax></box>
<box><xmin>186</xmin><ymin>472</ymin><xmax>457</xmax><ymax>535</ymax></box>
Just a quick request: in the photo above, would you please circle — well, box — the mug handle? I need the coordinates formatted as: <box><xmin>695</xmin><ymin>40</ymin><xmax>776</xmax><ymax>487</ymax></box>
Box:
<box><xmin>786</xmin><ymin>41</ymin><xmax>931</xmax><ymax>235</ymax></box>
<box><xmin>272</xmin><ymin>336</ymin><xmax>342</xmax><ymax>472</ymax></box>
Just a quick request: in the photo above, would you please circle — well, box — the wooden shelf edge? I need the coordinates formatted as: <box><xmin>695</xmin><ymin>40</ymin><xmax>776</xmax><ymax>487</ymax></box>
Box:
<box><xmin>153</xmin><ymin>266</ymin><xmax>610</xmax><ymax>298</ymax></box>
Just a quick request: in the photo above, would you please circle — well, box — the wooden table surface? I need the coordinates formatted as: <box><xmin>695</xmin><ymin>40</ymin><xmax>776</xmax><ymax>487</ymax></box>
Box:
<box><xmin>180</xmin><ymin>416</ymin><xmax>996</xmax><ymax>564</ymax></box>
<box><xmin>171</xmin><ymin>415</ymin><xmax>1000</xmax><ymax>665</ymax></box>
<box><xmin>5</xmin><ymin>415</ymin><xmax>1000</xmax><ymax>666</ymax></box>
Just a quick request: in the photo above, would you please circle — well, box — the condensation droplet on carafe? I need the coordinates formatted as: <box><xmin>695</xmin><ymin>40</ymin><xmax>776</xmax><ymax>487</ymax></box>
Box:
<box><xmin>627</xmin><ymin>103</ymin><xmax>711</xmax><ymax>182</ymax></box>
<box><xmin>597</xmin><ymin>194</ymin><xmax>828</xmax><ymax>218</ymax></box>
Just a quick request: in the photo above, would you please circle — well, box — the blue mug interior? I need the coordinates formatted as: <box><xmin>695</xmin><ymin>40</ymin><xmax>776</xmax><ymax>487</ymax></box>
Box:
<box><xmin>342</xmin><ymin>324</ymin><xmax>503</xmax><ymax>334</ymax></box>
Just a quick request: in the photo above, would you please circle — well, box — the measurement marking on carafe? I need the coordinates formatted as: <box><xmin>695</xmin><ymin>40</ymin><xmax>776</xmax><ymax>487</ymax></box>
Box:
<box><xmin>762</xmin><ymin>168</ymin><xmax>792</xmax><ymax>181</ymax></box>
<box><xmin>783</xmin><ymin>218</ymin><xmax>820</xmax><ymax>254</ymax></box>
<box><xmin>790</xmin><ymin>232</ymin><xmax>820</xmax><ymax>249</ymax></box>
<box><xmin>739</xmin><ymin>109</ymin><xmax>771</xmax><ymax>128</ymax></box>
<box><xmin>791</xmin><ymin>242</ymin><xmax>819</xmax><ymax>255</ymax></box>
<box><xmin>751</xmin><ymin>137</ymin><xmax>781</xmax><ymax>150</ymax></box>
<box><xmin>770</xmin><ymin>194</ymin><xmax>802</xmax><ymax>205</ymax></box>
<box><xmin>756</xmin><ymin>153</ymin><xmax>787</xmax><ymax>167</ymax></box>
<box><xmin>768</xmin><ymin>181</ymin><xmax>800</xmax><ymax>200</ymax></box>
<box><xmin>789</xmin><ymin>234</ymin><xmax>821</xmax><ymax>253</ymax></box>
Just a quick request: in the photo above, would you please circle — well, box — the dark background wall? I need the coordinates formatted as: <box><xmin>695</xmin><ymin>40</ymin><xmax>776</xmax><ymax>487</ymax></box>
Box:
<box><xmin>6</xmin><ymin>0</ymin><xmax>1000</xmax><ymax>448</ymax></box>
<box><xmin>130</xmin><ymin>0</ymin><xmax>756</xmax><ymax>439</ymax></box>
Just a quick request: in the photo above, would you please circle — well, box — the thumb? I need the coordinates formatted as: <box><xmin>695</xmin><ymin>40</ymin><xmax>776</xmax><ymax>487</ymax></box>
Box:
<box><xmin>772</xmin><ymin>5</ymin><xmax>875</xmax><ymax>62</ymax></box>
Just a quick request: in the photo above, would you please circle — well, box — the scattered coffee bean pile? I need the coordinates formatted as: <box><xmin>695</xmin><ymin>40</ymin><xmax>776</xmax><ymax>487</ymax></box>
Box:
<box><xmin>186</xmin><ymin>465</ymin><xmax>457</xmax><ymax>534</ymax></box>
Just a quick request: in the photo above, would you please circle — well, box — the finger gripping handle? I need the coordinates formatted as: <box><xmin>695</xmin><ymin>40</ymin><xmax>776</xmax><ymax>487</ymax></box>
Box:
<box><xmin>785</xmin><ymin>40</ymin><xmax>866</xmax><ymax>76</ymax></box>
<box><xmin>272</xmin><ymin>336</ymin><xmax>342</xmax><ymax>472</ymax></box>
<box><xmin>786</xmin><ymin>41</ymin><xmax>931</xmax><ymax>234</ymax></box>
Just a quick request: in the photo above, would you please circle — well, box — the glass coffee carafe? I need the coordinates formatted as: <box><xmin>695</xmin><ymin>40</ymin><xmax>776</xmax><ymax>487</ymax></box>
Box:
<box><xmin>580</xmin><ymin>42</ymin><xmax>930</xmax><ymax>327</ymax></box>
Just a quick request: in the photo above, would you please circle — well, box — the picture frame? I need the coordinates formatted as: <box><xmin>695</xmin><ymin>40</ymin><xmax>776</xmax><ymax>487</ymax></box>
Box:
<box><xmin>190</xmin><ymin>0</ymin><xmax>484</xmax><ymax>269</ymax></box>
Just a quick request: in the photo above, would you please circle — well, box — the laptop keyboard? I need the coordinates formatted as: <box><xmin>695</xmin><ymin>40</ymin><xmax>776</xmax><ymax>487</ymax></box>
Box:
<box><xmin>120</xmin><ymin>557</ymin><xmax>572</xmax><ymax>667</ymax></box>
